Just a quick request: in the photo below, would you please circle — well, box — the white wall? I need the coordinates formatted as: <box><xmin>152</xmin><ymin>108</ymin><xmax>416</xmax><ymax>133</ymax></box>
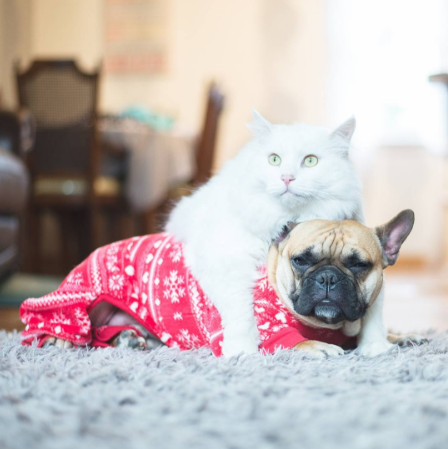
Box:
<box><xmin>30</xmin><ymin>0</ymin><xmax>103</xmax><ymax>67</ymax></box>
<box><xmin>261</xmin><ymin>0</ymin><xmax>327</xmax><ymax>125</ymax></box>
<box><xmin>1</xmin><ymin>0</ymin><xmax>328</xmax><ymax>167</ymax></box>
<box><xmin>361</xmin><ymin>146</ymin><xmax>446</xmax><ymax>264</ymax></box>
<box><xmin>2</xmin><ymin>0</ymin><xmax>443</xmax><ymax>263</ymax></box>
<box><xmin>0</xmin><ymin>0</ymin><xmax>31</xmax><ymax>106</ymax></box>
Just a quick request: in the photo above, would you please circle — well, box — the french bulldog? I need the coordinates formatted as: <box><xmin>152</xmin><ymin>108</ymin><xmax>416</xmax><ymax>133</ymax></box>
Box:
<box><xmin>43</xmin><ymin>210</ymin><xmax>426</xmax><ymax>357</ymax></box>
<box><xmin>267</xmin><ymin>209</ymin><xmax>427</xmax><ymax>358</ymax></box>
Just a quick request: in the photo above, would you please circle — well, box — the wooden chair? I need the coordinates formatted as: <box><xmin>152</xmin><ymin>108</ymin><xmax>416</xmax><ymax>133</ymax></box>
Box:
<box><xmin>194</xmin><ymin>82</ymin><xmax>225</xmax><ymax>185</ymax></box>
<box><xmin>16</xmin><ymin>60</ymin><xmax>124</xmax><ymax>273</ymax></box>
<box><xmin>155</xmin><ymin>82</ymin><xmax>225</xmax><ymax>230</ymax></box>
<box><xmin>162</xmin><ymin>82</ymin><xmax>225</xmax><ymax>205</ymax></box>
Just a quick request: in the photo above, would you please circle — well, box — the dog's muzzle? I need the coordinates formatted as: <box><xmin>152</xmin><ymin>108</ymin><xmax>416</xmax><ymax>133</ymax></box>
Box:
<box><xmin>292</xmin><ymin>265</ymin><xmax>366</xmax><ymax>324</ymax></box>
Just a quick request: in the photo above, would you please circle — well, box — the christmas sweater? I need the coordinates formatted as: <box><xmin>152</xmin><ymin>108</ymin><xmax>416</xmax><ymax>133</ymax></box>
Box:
<box><xmin>20</xmin><ymin>233</ymin><xmax>354</xmax><ymax>356</ymax></box>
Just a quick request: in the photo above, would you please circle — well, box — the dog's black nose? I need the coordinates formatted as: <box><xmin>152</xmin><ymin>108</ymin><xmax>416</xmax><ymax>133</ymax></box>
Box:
<box><xmin>314</xmin><ymin>267</ymin><xmax>342</xmax><ymax>293</ymax></box>
<box><xmin>316</xmin><ymin>271</ymin><xmax>338</xmax><ymax>287</ymax></box>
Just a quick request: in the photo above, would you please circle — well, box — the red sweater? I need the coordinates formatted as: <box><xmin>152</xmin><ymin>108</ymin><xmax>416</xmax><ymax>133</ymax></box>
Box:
<box><xmin>20</xmin><ymin>233</ymin><xmax>354</xmax><ymax>356</ymax></box>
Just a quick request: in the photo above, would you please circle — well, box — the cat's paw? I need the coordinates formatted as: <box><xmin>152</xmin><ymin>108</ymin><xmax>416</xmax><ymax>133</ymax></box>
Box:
<box><xmin>388</xmin><ymin>333</ymin><xmax>429</xmax><ymax>347</ymax></box>
<box><xmin>221</xmin><ymin>322</ymin><xmax>260</xmax><ymax>357</ymax></box>
<box><xmin>294</xmin><ymin>340</ymin><xmax>344</xmax><ymax>359</ymax></box>
<box><xmin>112</xmin><ymin>330</ymin><xmax>148</xmax><ymax>351</ymax></box>
<box><xmin>43</xmin><ymin>337</ymin><xmax>73</xmax><ymax>349</ymax></box>
<box><xmin>222</xmin><ymin>339</ymin><xmax>259</xmax><ymax>357</ymax></box>
<box><xmin>221</xmin><ymin>335</ymin><xmax>259</xmax><ymax>357</ymax></box>
<box><xmin>357</xmin><ymin>340</ymin><xmax>393</xmax><ymax>357</ymax></box>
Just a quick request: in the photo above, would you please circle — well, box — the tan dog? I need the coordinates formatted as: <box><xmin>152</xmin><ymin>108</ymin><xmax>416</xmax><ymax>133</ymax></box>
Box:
<box><xmin>267</xmin><ymin>209</ymin><xmax>427</xmax><ymax>358</ymax></box>
<box><xmin>45</xmin><ymin>210</ymin><xmax>426</xmax><ymax>356</ymax></box>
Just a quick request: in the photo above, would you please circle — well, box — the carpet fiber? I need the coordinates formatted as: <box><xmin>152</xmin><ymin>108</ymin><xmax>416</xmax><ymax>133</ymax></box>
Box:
<box><xmin>1</xmin><ymin>331</ymin><xmax>448</xmax><ymax>449</ymax></box>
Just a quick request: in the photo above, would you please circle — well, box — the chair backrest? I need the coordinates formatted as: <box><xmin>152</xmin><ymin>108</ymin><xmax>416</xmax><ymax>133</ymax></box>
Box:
<box><xmin>193</xmin><ymin>82</ymin><xmax>225</xmax><ymax>185</ymax></box>
<box><xmin>0</xmin><ymin>110</ymin><xmax>21</xmax><ymax>156</ymax></box>
<box><xmin>16</xmin><ymin>60</ymin><xmax>100</xmax><ymax>179</ymax></box>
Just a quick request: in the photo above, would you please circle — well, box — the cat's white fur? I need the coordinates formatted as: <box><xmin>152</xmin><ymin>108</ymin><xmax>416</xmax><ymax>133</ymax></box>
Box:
<box><xmin>167</xmin><ymin>111</ymin><xmax>388</xmax><ymax>356</ymax></box>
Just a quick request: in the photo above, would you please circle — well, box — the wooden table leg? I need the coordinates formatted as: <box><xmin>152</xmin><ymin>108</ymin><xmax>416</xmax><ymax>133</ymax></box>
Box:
<box><xmin>143</xmin><ymin>207</ymin><xmax>157</xmax><ymax>235</ymax></box>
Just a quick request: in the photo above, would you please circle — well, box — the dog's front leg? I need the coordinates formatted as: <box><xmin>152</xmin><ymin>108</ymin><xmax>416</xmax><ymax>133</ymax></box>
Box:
<box><xmin>357</xmin><ymin>286</ymin><xmax>393</xmax><ymax>357</ymax></box>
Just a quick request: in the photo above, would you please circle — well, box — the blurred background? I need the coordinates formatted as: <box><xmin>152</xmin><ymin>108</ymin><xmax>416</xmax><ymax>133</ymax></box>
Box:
<box><xmin>0</xmin><ymin>0</ymin><xmax>447</xmax><ymax>333</ymax></box>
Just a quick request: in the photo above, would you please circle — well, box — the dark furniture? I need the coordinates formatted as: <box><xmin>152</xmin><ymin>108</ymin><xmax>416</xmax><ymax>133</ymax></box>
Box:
<box><xmin>0</xmin><ymin>110</ymin><xmax>31</xmax><ymax>281</ymax></box>
<box><xmin>194</xmin><ymin>82</ymin><xmax>225</xmax><ymax>185</ymax></box>
<box><xmin>16</xmin><ymin>60</ymin><xmax>125</xmax><ymax>273</ymax></box>
<box><xmin>162</xmin><ymin>82</ymin><xmax>225</xmax><ymax>210</ymax></box>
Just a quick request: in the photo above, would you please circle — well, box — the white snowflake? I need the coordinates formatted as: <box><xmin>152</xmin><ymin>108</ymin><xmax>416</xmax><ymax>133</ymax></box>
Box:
<box><xmin>173</xmin><ymin>312</ymin><xmax>183</xmax><ymax>320</ymax></box>
<box><xmin>66</xmin><ymin>272</ymin><xmax>83</xmax><ymax>287</ymax></box>
<box><xmin>106</xmin><ymin>255</ymin><xmax>119</xmax><ymax>272</ymax></box>
<box><xmin>51</xmin><ymin>311</ymin><xmax>72</xmax><ymax>326</ymax></box>
<box><xmin>163</xmin><ymin>271</ymin><xmax>185</xmax><ymax>303</ymax></box>
<box><xmin>177</xmin><ymin>329</ymin><xmax>200</xmax><ymax>349</ymax></box>
<box><xmin>74</xmin><ymin>308</ymin><xmax>90</xmax><ymax>333</ymax></box>
<box><xmin>169</xmin><ymin>244</ymin><xmax>182</xmax><ymax>263</ymax></box>
<box><xmin>257</xmin><ymin>277</ymin><xmax>270</xmax><ymax>292</ymax></box>
<box><xmin>109</xmin><ymin>274</ymin><xmax>124</xmax><ymax>292</ymax></box>
<box><xmin>107</xmin><ymin>245</ymin><xmax>120</xmax><ymax>255</ymax></box>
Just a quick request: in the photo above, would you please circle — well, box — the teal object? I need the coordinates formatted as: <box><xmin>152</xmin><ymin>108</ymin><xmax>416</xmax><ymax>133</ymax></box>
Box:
<box><xmin>0</xmin><ymin>274</ymin><xmax>63</xmax><ymax>308</ymax></box>
<box><xmin>119</xmin><ymin>106</ymin><xmax>175</xmax><ymax>131</ymax></box>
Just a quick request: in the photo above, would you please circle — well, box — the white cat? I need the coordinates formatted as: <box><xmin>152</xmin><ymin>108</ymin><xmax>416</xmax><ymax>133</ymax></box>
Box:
<box><xmin>166</xmin><ymin>111</ymin><xmax>366</xmax><ymax>356</ymax></box>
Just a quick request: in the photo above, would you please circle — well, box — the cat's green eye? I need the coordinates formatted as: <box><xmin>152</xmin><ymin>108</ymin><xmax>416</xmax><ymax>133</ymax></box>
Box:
<box><xmin>303</xmin><ymin>155</ymin><xmax>318</xmax><ymax>167</ymax></box>
<box><xmin>269</xmin><ymin>154</ymin><xmax>282</xmax><ymax>166</ymax></box>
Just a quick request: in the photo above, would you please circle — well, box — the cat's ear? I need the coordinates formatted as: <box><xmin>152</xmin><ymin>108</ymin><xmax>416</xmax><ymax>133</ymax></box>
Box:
<box><xmin>331</xmin><ymin>116</ymin><xmax>356</xmax><ymax>143</ymax></box>
<box><xmin>247</xmin><ymin>109</ymin><xmax>272</xmax><ymax>139</ymax></box>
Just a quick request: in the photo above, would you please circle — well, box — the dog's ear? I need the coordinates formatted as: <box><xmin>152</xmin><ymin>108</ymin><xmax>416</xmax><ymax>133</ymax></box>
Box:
<box><xmin>375</xmin><ymin>210</ymin><xmax>415</xmax><ymax>267</ymax></box>
<box><xmin>273</xmin><ymin>222</ymin><xmax>299</xmax><ymax>247</ymax></box>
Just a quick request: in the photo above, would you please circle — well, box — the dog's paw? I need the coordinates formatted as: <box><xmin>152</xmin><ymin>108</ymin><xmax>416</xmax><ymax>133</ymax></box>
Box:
<box><xmin>357</xmin><ymin>340</ymin><xmax>393</xmax><ymax>357</ymax></box>
<box><xmin>388</xmin><ymin>333</ymin><xmax>429</xmax><ymax>347</ymax></box>
<box><xmin>43</xmin><ymin>337</ymin><xmax>73</xmax><ymax>349</ymax></box>
<box><xmin>294</xmin><ymin>340</ymin><xmax>344</xmax><ymax>359</ymax></box>
<box><xmin>113</xmin><ymin>330</ymin><xmax>148</xmax><ymax>351</ymax></box>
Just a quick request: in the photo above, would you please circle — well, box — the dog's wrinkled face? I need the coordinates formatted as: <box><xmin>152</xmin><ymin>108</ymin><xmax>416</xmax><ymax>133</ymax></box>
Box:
<box><xmin>268</xmin><ymin>211</ymin><xmax>414</xmax><ymax>333</ymax></box>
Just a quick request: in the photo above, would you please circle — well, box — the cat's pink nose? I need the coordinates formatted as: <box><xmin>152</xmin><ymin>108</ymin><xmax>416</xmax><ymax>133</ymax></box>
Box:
<box><xmin>281</xmin><ymin>174</ymin><xmax>296</xmax><ymax>186</ymax></box>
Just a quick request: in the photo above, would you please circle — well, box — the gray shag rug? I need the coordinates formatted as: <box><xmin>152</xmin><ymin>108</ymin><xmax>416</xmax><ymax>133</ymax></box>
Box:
<box><xmin>1</xmin><ymin>331</ymin><xmax>448</xmax><ymax>449</ymax></box>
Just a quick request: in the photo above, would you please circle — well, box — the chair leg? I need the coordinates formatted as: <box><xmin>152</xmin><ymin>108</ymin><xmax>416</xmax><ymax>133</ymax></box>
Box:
<box><xmin>143</xmin><ymin>207</ymin><xmax>158</xmax><ymax>235</ymax></box>
<box><xmin>118</xmin><ymin>210</ymin><xmax>135</xmax><ymax>240</ymax></box>
<box><xmin>77</xmin><ymin>210</ymin><xmax>91</xmax><ymax>261</ymax></box>
<box><xmin>27</xmin><ymin>207</ymin><xmax>41</xmax><ymax>274</ymax></box>
<box><xmin>89</xmin><ymin>207</ymin><xmax>102</xmax><ymax>252</ymax></box>
<box><xmin>59</xmin><ymin>211</ymin><xmax>73</xmax><ymax>274</ymax></box>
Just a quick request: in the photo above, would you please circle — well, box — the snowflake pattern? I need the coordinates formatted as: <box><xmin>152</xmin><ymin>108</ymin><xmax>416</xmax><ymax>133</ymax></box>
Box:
<box><xmin>169</xmin><ymin>244</ymin><xmax>182</xmax><ymax>263</ymax></box>
<box><xmin>105</xmin><ymin>244</ymin><xmax>120</xmax><ymax>274</ymax></box>
<box><xmin>50</xmin><ymin>311</ymin><xmax>73</xmax><ymax>326</ymax></box>
<box><xmin>66</xmin><ymin>272</ymin><xmax>84</xmax><ymax>287</ymax></box>
<box><xmin>109</xmin><ymin>274</ymin><xmax>124</xmax><ymax>292</ymax></box>
<box><xmin>177</xmin><ymin>329</ymin><xmax>201</xmax><ymax>349</ymax></box>
<box><xmin>256</xmin><ymin>276</ymin><xmax>271</xmax><ymax>292</ymax></box>
<box><xmin>21</xmin><ymin>233</ymin><xmax>349</xmax><ymax>355</ymax></box>
<box><xmin>163</xmin><ymin>270</ymin><xmax>185</xmax><ymax>303</ymax></box>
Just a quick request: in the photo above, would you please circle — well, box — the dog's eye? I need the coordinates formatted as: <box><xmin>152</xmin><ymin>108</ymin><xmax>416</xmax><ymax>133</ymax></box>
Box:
<box><xmin>292</xmin><ymin>257</ymin><xmax>309</xmax><ymax>268</ymax></box>
<box><xmin>349</xmin><ymin>262</ymin><xmax>371</xmax><ymax>271</ymax></box>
